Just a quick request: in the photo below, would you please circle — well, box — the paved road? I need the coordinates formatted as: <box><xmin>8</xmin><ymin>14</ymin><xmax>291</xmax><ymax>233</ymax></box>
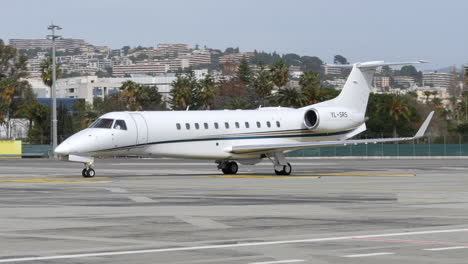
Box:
<box><xmin>0</xmin><ymin>158</ymin><xmax>467</xmax><ymax>263</ymax></box>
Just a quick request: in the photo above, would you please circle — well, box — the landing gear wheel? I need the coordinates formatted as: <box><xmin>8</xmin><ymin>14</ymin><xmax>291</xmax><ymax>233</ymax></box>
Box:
<box><xmin>275</xmin><ymin>162</ymin><xmax>292</xmax><ymax>176</ymax></box>
<box><xmin>222</xmin><ymin>161</ymin><xmax>238</xmax><ymax>175</ymax></box>
<box><xmin>82</xmin><ymin>168</ymin><xmax>95</xmax><ymax>178</ymax></box>
<box><xmin>86</xmin><ymin>168</ymin><xmax>95</xmax><ymax>178</ymax></box>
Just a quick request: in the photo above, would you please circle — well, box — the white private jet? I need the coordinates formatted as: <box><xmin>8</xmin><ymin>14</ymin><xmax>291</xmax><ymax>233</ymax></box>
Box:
<box><xmin>55</xmin><ymin>60</ymin><xmax>434</xmax><ymax>177</ymax></box>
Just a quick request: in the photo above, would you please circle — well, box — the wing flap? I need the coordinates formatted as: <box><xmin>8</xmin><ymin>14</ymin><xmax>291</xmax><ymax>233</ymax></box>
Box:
<box><xmin>230</xmin><ymin>111</ymin><xmax>433</xmax><ymax>155</ymax></box>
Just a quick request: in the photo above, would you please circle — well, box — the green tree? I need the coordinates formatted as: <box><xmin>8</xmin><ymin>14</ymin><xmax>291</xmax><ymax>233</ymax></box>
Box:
<box><xmin>40</xmin><ymin>57</ymin><xmax>62</xmax><ymax>88</ymax></box>
<box><xmin>137</xmin><ymin>85</ymin><xmax>163</xmax><ymax>110</ymax></box>
<box><xmin>333</xmin><ymin>55</ymin><xmax>349</xmax><ymax>65</ymax></box>
<box><xmin>197</xmin><ymin>75</ymin><xmax>217</xmax><ymax>110</ymax></box>
<box><xmin>270</xmin><ymin>60</ymin><xmax>289</xmax><ymax>88</ymax></box>
<box><xmin>253</xmin><ymin>68</ymin><xmax>273</xmax><ymax>105</ymax></box>
<box><xmin>0</xmin><ymin>39</ymin><xmax>33</xmax><ymax>138</ymax></box>
<box><xmin>377</xmin><ymin>95</ymin><xmax>412</xmax><ymax>137</ymax></box>
<box><xmin>237</xmin><ymin>57</ymin><xmax>252</xmax><ymax>85</ymax></box>
<box><xmin>170</xmin><ymin>70</ymin><xmax>199</xmax><ymax>110</ymax></box>
<box><xmin>300</xmin><ymin>71</ymin><xmax>321</xmax><ymax>104</ymax></box>
<box><xmin>300</xmin><ymin>56</ymin><xmax>323</xmax><ymax>74</ymax></box>
<box><xmin>119</xmin><ymin>80</ymin><xmax>139</xmax><ymax>110</ymax></box>
<box><xmin>275</xmin><ymin>87</ymin><xmax>307</xmax><ymax>108</ymax></box>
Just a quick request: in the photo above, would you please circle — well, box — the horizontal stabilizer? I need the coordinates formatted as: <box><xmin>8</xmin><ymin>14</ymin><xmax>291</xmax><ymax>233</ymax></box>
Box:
<box><xmin>325</xmin><ymin>60</ymin><xmax>428</xmax><ymax>69</ymax></box>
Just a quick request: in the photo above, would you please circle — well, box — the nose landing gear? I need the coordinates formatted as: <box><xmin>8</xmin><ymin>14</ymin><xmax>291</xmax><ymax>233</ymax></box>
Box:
<box><xmin>82</xmin><ymin>162</ymin><xmax>95</xmax><ymax>178</ymax></box>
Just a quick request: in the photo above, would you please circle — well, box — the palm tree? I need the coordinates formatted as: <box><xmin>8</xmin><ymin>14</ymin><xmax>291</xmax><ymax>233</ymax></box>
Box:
<box><xmin>270</xmin><ymin>60</ymin><xmax>289</xmax><ymax>89</ymax></box>
<box><xmin>40</xmin><ymin>57</ymin><xmax>62</xmax><ymax>88</ymax></box>
<box><xmin>378</xmin><ymin>95</ymin><xmax>411</xmax><ymax>137</ymax></box>
<box><xmin>119</xmin><ymin>80</ymin><xmax>140</xmax><ymax>111</ymax></box>
<box><xmin>423</xmin><ymin>91</ymin><xmax>432</xmax><ymax>102</ymax></box>
<box><xmin>253</xmin><ymin>69</ymin><xmax>273</xmax><ymax>105</ymax></box>
<box><xmin>299</xmin><ymin>71</ymin><xmax>321</xmax><ymax>104</ymax></box>
<box><xmin>197</xmin><ymin>75</ymin><xmax>217</xmax><ymax>110</ymax></box>
<box><xmin>275</xmin><ymin>87</ymin><xmax>307</xmax><ymax>108</ymax></box>
<box><xmin>170</xmin><ymin>76</ymin><xmax>192</xmax><ymax>110</ymax></box>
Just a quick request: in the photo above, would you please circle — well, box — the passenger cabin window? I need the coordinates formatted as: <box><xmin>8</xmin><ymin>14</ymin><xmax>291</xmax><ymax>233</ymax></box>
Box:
<box><xmin>90</xmin><ymin>118</ymin><xmax>114</xmax><ymax>129</ymax></box>
<box><xmin>266</xmin><ymin>121</ymin><xmax>271</xmax><ymax>128</ymax></box>
<box><xmin>186</xmin><ymin>123</ymin><xmax>190</xmax><ymax>129</ymax></box>
<box><xmin>225</xmin><ymin>122</ymin><xmax>230</xmax><ymax>129</ymax></box>
<box><xmin>256</xmin><ymin>121</ymin><xmax>261</xmax><ymax>128</ymax></box>
<box><xmin>195</xmin><ymin>123</ymin><xmax>200</xmax><ymax>130</ymax></box>
<box><xmin>113</xmin><ymin>120</ymin><xmax>127</xmax><ymax>130</ymax></box>
<box><xmin>204</xmin><ymin>123</ymin><xmax>209</xmax><ymax>129</ymax></box>
<box><xmin>276</xmin><ymin>121</ymin><xmax>281</xmax><ymax>128</ymax></box>
<box><xmin>176</xmin><ymin>123</ymin><xmax>181</xmax><ymax>130</ymax></box>
<box><xmin>235</xmin><ymin>122</ymin><xmax>240</xmax><ymax>128</ymax></box>
<box><xmin>245</xmin><ymin>122</ymin><xmax>250</xmax><ymax>128</ymax></box>
<box><xmin>214</xmin><ymin>122</ymin><xmax>219</xmax><ymax>129</ymax></box>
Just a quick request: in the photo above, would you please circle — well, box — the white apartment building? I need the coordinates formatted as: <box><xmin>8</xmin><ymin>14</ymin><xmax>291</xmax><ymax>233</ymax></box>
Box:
<box><xmin>373</xmin><ymin>76</ymin><xmax>391</xmax><ymax>88</ymax></box>
<box><xmin>27</xmin><ymin>75</ymin><xmax>178</xmax><ymax>103</ymax></box>
<box><xmin>423</xmin><ymin>72</ymin><xmax>453</xmax><ymax>88</ymax></box>
<box><xmin>393</xmin><ymin>76</ymin><xmax>415</xmax><ymax>87</ymax></box>
<box><xmin>9</xmin><ymin>38</ymin><xmax>86</xmax><ymax>51</ymax></box>
<box><xmin>323</xmin><ymin>65</ymin><xmax>343</xmax><ymax>75</ymax></box>
<box><xmin>113</xmin><ymin>58</ymin><xmax>189</xmax><ymax>77</ymax></box>
<box><xmin>219</xmin><ymin>52</ymin><xmax>254</xmax><ymax>64</ymax></box>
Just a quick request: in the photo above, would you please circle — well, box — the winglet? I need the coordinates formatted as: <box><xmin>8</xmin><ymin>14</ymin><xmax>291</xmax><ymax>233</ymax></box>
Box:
<box><xmin>414</xmin><ymin>111</ymin><xmax>434</xmax><ymax>139</ymax></box>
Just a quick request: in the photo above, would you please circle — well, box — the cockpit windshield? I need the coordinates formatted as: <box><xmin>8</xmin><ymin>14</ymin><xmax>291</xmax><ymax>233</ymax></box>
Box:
<box><xmin>89</xmin><ymin>118</ymin><xmax>114</xmax><ymax>128</ymax></box>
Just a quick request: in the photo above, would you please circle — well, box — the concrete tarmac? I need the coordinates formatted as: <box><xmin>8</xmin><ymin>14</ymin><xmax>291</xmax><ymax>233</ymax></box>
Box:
<box><xmin>0</xmin><ymin>158</ymin><xmax>467</xmax><ymax>263</ymax></box>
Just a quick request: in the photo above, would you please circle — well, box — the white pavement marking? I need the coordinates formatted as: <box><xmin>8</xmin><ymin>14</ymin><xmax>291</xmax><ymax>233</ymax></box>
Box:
<box><xmin>249</xmin><ymin>260</ymin><xmax>306</xmax><ymax>264</ymax></box>
<box><xmin>0</xmin><ymin>228</ymin><xmax>467</xmax><ymax>263</ymax></box>
<box><xmin>344</xmin><ymin>252</ymin><xmax>394</xmax><ymax>258</ymax></box>
<box><xmin>105</xmin><ymin>188</ymin><xmax>128</xmax><ymax>193</ymax></box>
<box><xmin>176</xmin><ymin>216</ymin><xmax>230</xmax><ymax>229</ymax></box>
<box><xmin>128</xmin><ymin>196</ymin><xmax>155</xmax><ymax>203</ymax></box>
<box><xmin>424</xmin><ymin>246</ymin><xmax>468</xmax><ymax>251</ymax></box>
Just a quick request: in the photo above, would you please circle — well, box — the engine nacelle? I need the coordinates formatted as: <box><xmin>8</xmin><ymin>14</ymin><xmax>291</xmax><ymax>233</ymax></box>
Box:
<box><xmin>303</xmin><ymin>107</ymin><xmax>363</xmax><ymax>132</ymax></box>
<box><xmin>303</xmin><ymin>108</ymin><xmax>319</xmax><ymax>129</ymax></box>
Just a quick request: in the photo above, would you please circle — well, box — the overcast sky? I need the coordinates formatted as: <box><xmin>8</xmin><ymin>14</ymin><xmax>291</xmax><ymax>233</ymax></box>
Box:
<box><xmin>1</xmin><ymin>0</ymin><xmax>467</xmax><ymax>70</ymax></box>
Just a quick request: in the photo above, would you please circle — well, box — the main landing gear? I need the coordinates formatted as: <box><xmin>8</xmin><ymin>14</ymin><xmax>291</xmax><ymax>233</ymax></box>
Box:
<box><xmin>82</xmin><ymin>162</ymin><xmax>95</xmax><ymax>178</ymax></box>
<box><xmin>274</xmin><ymin>162</ymin><xmax>292</xmax><ymax>175</ymax></box>
<box><xmin>269</xmin><ymin>152</ymin><xmax>292</xmax><ymax>176</ymax></box>
<box><xmin>217</xmin><ymin>160</ymin><xmax>238</xmax><ymax>175</ymax></box>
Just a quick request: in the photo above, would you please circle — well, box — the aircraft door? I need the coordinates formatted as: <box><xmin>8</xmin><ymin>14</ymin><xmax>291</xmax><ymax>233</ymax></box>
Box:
<box><xmin>130</xmin><ymin>113</ymin><xmax>148</xmax><ymax>145</ymax></box>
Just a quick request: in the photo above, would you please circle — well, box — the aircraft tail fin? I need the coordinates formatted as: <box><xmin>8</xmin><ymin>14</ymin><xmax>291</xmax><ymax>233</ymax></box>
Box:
<box><xmin>329</xmin><ymin>60</ymin><xmax>427</xmax><ymax>116</ymax></box>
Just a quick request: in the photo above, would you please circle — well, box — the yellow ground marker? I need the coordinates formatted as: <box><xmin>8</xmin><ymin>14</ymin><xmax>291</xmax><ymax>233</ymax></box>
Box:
<box><xmin>0</xmin><ymin>179</ymin><xmax>112</xmax><ymax>183</ymax></box>
<box><xmin>196</xmin><ymin>175</ymin><xmax>320</xmax><ymax>179</ymax></box>
<box><xmin>296</xmin><ymin>173</ymin><xmax>415</xmax><ymax>177</ymax></box>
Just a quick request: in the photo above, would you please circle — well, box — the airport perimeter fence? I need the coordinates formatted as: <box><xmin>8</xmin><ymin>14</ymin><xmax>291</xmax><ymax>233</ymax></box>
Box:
<box><xmin>10</xmin><ymin>135</ymin><xmax>468</xmax><ymax>158</ymax></box>
<box><xmin>287</xmin><ymin>135</ymin><xmax>468</xmax><ymax>158</ymax></box>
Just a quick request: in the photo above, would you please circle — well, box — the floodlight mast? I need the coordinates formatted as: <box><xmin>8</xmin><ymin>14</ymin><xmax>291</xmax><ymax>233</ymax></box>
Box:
<box><xmin>47</xmin><ymin>24</ymin><xmax>61</xmax><ymax>158</ymax></box>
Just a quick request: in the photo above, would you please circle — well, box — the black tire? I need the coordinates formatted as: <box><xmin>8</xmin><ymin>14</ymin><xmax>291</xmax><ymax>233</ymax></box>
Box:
<box><xmin>221</xmin><ymin>162</ymin><xmax>238</xmax><ymax>175</ymax></box>
<box><xmin>82</xmin><ymin>168</ymin><xmax>88</xmax><ymax>177</ymax></box>
<box><xmin>228</xmin><ymin>162</ymin><xmax>238</xmax><ymax>174</ymax></box>
<box><xmin>85</xmin><ymin>168</ymin><xmax>95</xmax><ymax>178</ymax></box>
<box><xmin>274</xmin><ymin>163</ymin><xmax>292</xmax><ymax>176</ymax></box>
<box><xmin>283</xmin><ymin>163</ymin><xmax>292</xmax><ymax>175</ymax></box>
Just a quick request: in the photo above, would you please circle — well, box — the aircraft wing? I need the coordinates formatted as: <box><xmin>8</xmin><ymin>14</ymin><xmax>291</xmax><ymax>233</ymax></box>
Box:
<box><xmin>229</xmin><ymin>111</ymin><xmax>434</xmax><ymax>155</ymax></box>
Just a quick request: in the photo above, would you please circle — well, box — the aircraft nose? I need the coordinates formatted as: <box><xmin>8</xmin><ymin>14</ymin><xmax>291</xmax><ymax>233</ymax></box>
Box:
<box><xmin>55</xmin><ymin>141</ymin><xmax>71</xmax><ymax>155</ymax></box>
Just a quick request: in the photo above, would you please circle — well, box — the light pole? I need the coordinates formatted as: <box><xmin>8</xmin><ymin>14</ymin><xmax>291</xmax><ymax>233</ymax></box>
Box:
<box><xmin>47</xmin><ymin>24</ymin><xmax>61</xmax><ymax>158</ymax></box>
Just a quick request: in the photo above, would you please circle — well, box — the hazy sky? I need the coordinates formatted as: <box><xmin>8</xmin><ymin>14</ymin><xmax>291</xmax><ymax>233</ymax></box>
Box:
<box><xmin>1</xmin><ymin>0</ymin><xmax>467</xmax><ymax>69</ymax></box>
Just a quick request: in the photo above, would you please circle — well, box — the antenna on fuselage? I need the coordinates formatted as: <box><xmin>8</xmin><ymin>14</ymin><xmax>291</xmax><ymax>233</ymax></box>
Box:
<box><xmin>186</xmin><ymin>106</ymin><xmax>190</xmax><ymax>111</ymax></box>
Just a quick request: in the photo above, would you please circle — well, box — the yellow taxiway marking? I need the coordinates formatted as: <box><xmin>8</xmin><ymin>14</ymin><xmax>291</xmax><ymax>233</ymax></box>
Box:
<box><xmin>296</xmin><ymin>173</ymin><xmax>415</xmax><ymax>177</ymax></box>
<box><xmin>127</xmin><ymin>183</ymin><xmax>468</xmax><ymax>193</ymax></box>
<box><xmin>0</xmin><ymin>179</ymin><xmax>112</xmax><ymax>184</ymax></box>
<box><xmin>398</xmin><ymin>196</ymin><xmax>443</xmax><ymax>200</ymax></box>
<box><xmin>196</xmin><ymin>175</ymin><xmax>320</xmax><ymax>179</ymax></box>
